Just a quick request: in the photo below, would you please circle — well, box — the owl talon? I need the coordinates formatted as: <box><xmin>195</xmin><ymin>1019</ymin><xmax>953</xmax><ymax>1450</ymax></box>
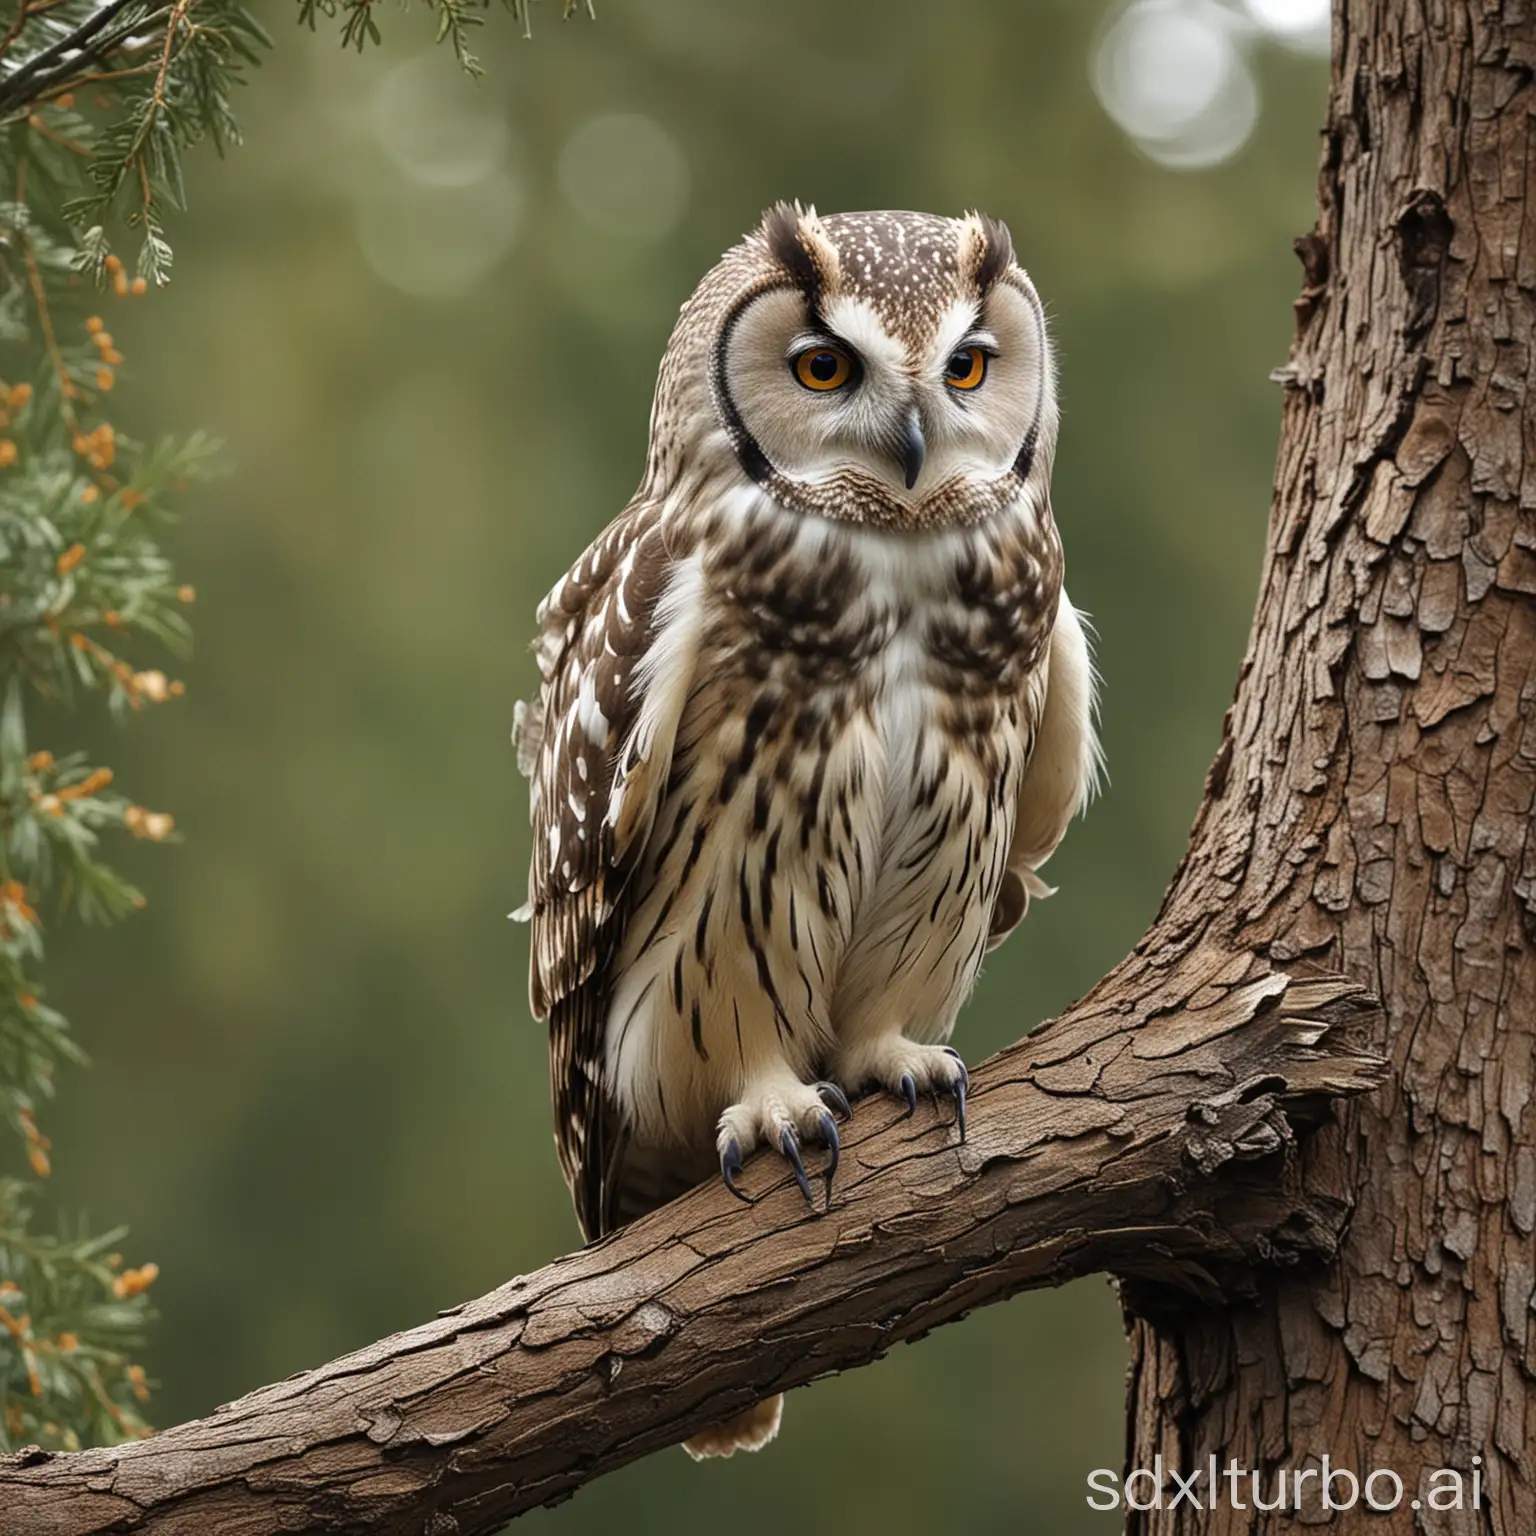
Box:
<box><xmin>814</xmin><ymin>1081</ymin><xmax>852</xmax><ymax>1121</ymax></box>
<box><xmin>779</xmin><ymin>1127</ymin><xmax>816</xmax><ymax>1210</ymax></box>
<box><xmin>899</xmin><ymin>1073</ymin><xmax>918</xmax><ymax>1117</ymax></box>
<box><xmin>813</xmin><ymin>1109</ymin><xmax>840</xmax><ymax>1207</ymax></box>
<box><xmin>942</xmin><ymin>1048</ymin><xmax>970</xmax><ymax>1140</ymax></box>
<box><xmin>720</xmin><ymin>1139</ymin><xmax>753</xmax><ymax>1205</ymax></box>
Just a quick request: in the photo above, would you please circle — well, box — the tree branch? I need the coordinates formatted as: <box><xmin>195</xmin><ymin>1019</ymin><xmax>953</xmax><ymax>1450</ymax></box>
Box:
<box><xmin>0</xmin><ymin>939</ymin><xmax>1384</xmax><ymax>1535</ymax></box>
<box><xmin>0</xmin><ymin>0</ymin><xmax>156</xmax><ymax>119</ymax></box>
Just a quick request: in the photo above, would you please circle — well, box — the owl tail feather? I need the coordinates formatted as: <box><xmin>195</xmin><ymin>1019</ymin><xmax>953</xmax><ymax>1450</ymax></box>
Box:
<box><xmin>681</xmin><ymin>1394</ymin><xmax>784</xmax><ymax>1460</ymax></box>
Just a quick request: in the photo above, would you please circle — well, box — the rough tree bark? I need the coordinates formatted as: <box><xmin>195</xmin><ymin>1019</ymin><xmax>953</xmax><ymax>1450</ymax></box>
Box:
<box><xmin>1125</xmin><ymin>2</ymin><xmax>1536</xmax><ymax>1531</ymax></box>
<box><xmin>0</xmin><ymin>0</ymin><xmax>1529</xmax><ymax>1531</ymax></box>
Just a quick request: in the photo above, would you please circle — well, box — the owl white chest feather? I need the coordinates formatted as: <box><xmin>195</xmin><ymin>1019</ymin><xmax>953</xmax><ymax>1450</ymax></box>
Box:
<box><xmin>844</xmin><ymin>527</ymin><xmax>974</xmax><ymax>886</ymax></box>
<box><xmin>829</xmin><ymin>523</ymin><xmax>1026</xmax><ymax>1042</ymax></box>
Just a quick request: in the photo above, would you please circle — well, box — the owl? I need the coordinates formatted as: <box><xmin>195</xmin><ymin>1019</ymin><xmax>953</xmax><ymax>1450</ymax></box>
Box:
<box><xmin>513</xmin><ymin>204</ymin><xmax>1099</xmax><ymax>1458</ymax></box>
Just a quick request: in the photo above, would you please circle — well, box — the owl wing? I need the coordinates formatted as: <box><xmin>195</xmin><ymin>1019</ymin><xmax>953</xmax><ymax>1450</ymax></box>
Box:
<box><xmin>988</xmin><ymin>590</ymin><xmax>1101</xmax><ymax>950</ymax></box>
<box><xmin>513</xmin><ymin>498</ymin><xmax>700</xmax><ymax>1239</ymax></box>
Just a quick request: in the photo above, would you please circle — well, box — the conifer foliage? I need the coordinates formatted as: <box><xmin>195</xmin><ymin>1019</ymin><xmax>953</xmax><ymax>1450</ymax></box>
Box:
<box><xmin>0</xmin><ymin>0</ymin><xmax>587</xmax><ymax>1459</ymax></box>
<box><xmin>0</xmin><ymin>0</ymin><xmax>267</xmax><ymax>1453</ymax></box>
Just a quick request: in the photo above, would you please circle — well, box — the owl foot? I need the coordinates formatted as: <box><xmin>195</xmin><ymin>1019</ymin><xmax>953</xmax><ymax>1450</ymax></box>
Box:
<box><xmin>835</xmin><ymin>1039</ymin><xmax>968</xmax><ymax>1142</ymax></box>
<box><xmin>716</xmin><ymin>1079</ymin><xmax>847</xmax><ymax>1212</ymax></box>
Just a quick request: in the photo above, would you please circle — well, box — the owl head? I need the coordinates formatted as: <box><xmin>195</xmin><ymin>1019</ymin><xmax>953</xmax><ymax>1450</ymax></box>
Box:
<box><xmin>647</xmin><ymin>204</ymin><xmax>1057</xmax><ymax>530</ymax></box>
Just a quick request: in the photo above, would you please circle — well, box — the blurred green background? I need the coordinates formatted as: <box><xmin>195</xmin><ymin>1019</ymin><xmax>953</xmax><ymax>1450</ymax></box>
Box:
<box><xmin>34</xmin><ymin>0</ymin><xmax>1327</xmax><ymax>1529</ymax></box>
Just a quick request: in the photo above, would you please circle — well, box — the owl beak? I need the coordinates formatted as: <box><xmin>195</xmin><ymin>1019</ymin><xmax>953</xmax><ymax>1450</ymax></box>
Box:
<box><xmin>899</xmin><ymin>408</ymin><xmax>926</xmax><ymax>490</ymax></box>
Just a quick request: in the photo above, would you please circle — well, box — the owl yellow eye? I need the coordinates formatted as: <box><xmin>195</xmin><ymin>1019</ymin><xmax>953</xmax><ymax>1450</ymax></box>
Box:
<box><xmin>944</xmin><ymin>346</ymin><xmax>988</xmax><ymax>391</ymax></box>
<box><xmin>793</xmin><ymin>346</ymin><xmax>855</xmax><ymax>392</ymax></box>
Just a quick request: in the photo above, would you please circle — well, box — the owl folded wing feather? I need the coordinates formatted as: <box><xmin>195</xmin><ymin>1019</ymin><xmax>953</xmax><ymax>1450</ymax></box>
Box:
<box><xmin>988</xmin><ymin>590</ymin><xmax>1101</xmax><ymax>950</ymax></box>
<box><xmin>513</xmin><ymin>499</ymin><xmax>702</xmax><ymax>1237</ymax></box>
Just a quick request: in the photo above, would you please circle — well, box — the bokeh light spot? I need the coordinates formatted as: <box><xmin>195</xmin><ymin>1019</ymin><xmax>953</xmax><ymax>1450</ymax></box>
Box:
<box><xmin>371</xmin><ymin>51</ymin><xmax>510</xmax><ymax>188</ymax></box>
<box><xmin>356</xmin><ymin>172</ymin><xmax>523</xmax><ymax>298</ymax></box>
<box><xmin>557</xmin><ymin>114</ymin><xmax>689</xmax><ymax>241</ymax></box>
<box><xmin>1093</xmin><ymin>0</ymin><xmax>1260</xmax><ymax>170</ymax></box>
<box><xmin>1245</xmin><ymin>0</ymin><xmax>1330</xmax><ymax>47</ymax></box>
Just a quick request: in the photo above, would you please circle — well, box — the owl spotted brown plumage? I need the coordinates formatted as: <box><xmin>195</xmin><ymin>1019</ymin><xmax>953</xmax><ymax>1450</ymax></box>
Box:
<box><xmin>513</xmin><ymin>204</ymin><xmax>1100</xmax><ymax>1458</ymax></box>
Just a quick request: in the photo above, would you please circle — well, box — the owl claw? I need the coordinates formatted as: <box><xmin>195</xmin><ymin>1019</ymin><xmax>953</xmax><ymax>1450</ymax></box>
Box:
<box><xmin>720</xmin><ymin>1138</ymin><xmax>753</xmax><ymax>1205</ymax></box>
<box><xmin>779</xmin><ymin>1127</ymin><xmax>816</xmax><ymax>1210</ymax></box>
<box><xmin>943</xmin><ymin>1049</ymin><xmax>969</xmax><ymax>1142</ymax></box>
<box><xmin>814</xmin><ymin>1081</ymin><xmax>852</xmax><ymax>1122</ymax></box>
<box><xmin>813</xmin><ymin>1109</ymin><xmax>840</xmax><ymax>1208</ymax></box>
<box><xmin>899</xmin><ymin>1073</ymin><xmax>919</xmax><ymax>1117</ymax></box>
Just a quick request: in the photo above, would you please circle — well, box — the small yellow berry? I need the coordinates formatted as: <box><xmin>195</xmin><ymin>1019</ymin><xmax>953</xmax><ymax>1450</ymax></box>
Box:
<box><xmin>124</xmin><ymin>805</ymin><xmax>175</xmax><ymax>840</ymax></box>
<box><xmin>112</xmin><ymin>1263</ymin><xmax>160</xmax><ymax>1299</ymax></box>
<box><xmin>133</xmin><ymin>670</ymin><xmax>169</xmax><ymax>703</ymax></box>
<box><xmin>60</xmin><ymin>766</ymin><xmax>112</xmax><ymax>800</ymax></box>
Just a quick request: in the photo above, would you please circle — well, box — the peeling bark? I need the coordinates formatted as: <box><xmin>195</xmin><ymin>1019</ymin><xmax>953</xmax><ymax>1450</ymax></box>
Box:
<box><xmin>1126</xmin><ymin>2</ymin><xmax>1536</xmax><ymax>1531</ymax></box>
<box><xmin>4</xmin><ymin>0</ymin><xmax>1531</xmax><ymax>1532</ymax></box>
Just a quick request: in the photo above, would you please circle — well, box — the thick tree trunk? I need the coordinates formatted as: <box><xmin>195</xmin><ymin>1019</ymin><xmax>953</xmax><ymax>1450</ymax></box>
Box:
<box><xmin>1125</xmin><ymin>1</ymin><xmax>1536</xmax><ymax>1531</ymax></box>
<box><xmin>2</xmin><ymin>1</ymin><xmax>1531</xmax><ymax>1532</ymax></box>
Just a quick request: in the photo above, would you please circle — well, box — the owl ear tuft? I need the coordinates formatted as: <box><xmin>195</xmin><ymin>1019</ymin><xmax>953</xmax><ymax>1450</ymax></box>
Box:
<box><xmin>759</xmin><ymin>201</ymin><xmax>839</xmax><ymax>308</ymax></box>
<box><xmin>964</xmin><ymin>210</ymin><xmax>1015</xmax><ymax>293</ymax></box>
